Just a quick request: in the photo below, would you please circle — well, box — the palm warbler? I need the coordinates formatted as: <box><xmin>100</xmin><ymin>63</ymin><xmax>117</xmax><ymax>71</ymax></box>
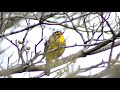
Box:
<box><xmin>44</xmin><ymin>31</ymin><xmax>66</xmax><ymax>76</ymax></box>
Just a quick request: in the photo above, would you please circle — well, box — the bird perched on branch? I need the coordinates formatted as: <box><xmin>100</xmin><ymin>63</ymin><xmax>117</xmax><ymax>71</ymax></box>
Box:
<box><xmin>44</xmin><ymin>31</ymin><xmax>66</xmax><ymax>76</ymax></box>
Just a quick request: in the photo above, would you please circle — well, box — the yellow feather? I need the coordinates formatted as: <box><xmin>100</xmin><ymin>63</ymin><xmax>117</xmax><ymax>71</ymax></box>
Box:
<box><xmin>44</xmin><ymin>31</ymin><xmax>66</xmax><ymax>75</ymax></box>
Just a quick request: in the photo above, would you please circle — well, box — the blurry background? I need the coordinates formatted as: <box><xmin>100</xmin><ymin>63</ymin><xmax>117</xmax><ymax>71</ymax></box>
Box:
<box><xmin>0</xmin><ymin>12</ymin><xmax>120</xmax><ymax>78</ymax></box>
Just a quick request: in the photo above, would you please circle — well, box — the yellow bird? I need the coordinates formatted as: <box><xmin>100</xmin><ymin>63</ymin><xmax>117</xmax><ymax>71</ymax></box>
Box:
<box><xmin>44</xmin><ymin>31</ymin><xmax>66</xmax><ymax>76</ymax></box>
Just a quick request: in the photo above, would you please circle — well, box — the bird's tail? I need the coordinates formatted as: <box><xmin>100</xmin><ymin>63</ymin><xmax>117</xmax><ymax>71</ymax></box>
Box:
<box><xmin>44</xmin><ymin>63</ymin><xmax>50</xmax><ymax>76</ymax></box>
